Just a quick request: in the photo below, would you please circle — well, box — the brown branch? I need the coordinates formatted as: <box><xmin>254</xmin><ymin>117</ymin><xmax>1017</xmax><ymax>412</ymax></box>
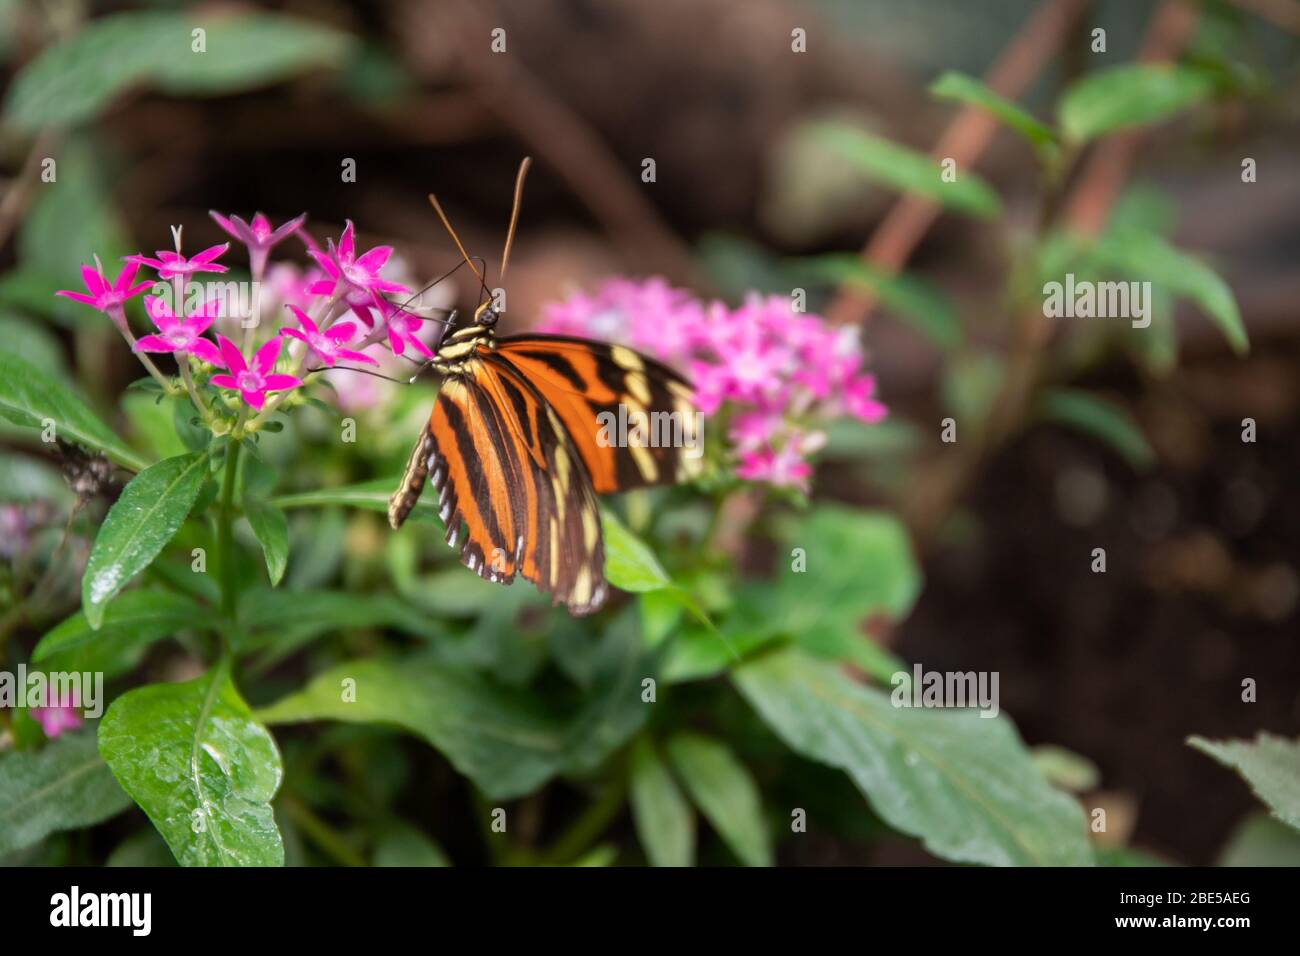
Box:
<box><xmin>902</xmin><ymin>0</ymin><xmax>1201</xmax><ymax>544</ymax></box>
<box><xmin>826</xmin><ymin>0</ymin><xmax>1093</xmax><ymax>327</ymax></box>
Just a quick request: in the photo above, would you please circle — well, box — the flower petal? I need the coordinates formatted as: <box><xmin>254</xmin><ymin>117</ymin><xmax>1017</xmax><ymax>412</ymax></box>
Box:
<box><xmin>209</xmin><ymin>374</ymin><xmax>238</xmax><ymax>389</ymax></box>
<box><xmin>80</xmin><ymin>265</ymin><xmax>108</xmax><ymax>297</ymax></box>
<box><xmin>354</xmin><ymin>246</ymin><xmax>392</xmax><ymax>273</ymax></box>
<box><xmin>134</xmin><ymin>334</ymin><xmax>177</xmax><ymax>353</ymax></box>
<box><xmin>254</xmin><ymin>335</ymin><xmax>283</xmax><ymax>376</ymax></box>
<box><xmin>324</xmin><ymin>321</ymin><xmax>357</xmax><ymax>343</ymax></box>
<box><xmin>263</xmin><ymin>374</ymin><xmax>303</xmax><ymax>391</ymax></box>
<box><xmin>241</xmin><ymin>389</ymin><xmax>267</xmax><ymax>410</ymax></box>
<box><xmin>216</xmin><ymin>334</ymin><xmax>247</xmax><ymax>375</ymax></box>
<box><xmin>287</xmin><ymin>304</ymin><xmax>318</xmax><ymax>336</ymax></box>
<box><xmin>338</xmin><ymin>221</ymin><xmax>355</xmax><ymax>262</ymax></box>
<box><xmin>190</xmin><ymin>242</ymin><xmax>230</xmax><ymax>265</ymax></box>
<box><xmin>336</xmin><ymin>348</ymin><xmax>379</xmax><ymax>366</ymax></box>
<box><xmin>187</xmin><ymin>338</ymin><xmax>223</xmax><ymax>366</ymax></box>
<box><xmin>54</xmin><ymin>291</ymin><xmax>96</xmax><ymax>305</ymax></box>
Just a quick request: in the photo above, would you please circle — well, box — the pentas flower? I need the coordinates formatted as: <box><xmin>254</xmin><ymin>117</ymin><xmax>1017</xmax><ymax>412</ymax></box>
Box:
<box><xmin>381</xmin><ymin>300</ymin><xmax>436</xmax><ymax>358</ymax></box>
<box><xmin>32</xmin><ymin>690</ymin><xmax>82</xmax><ymax>739</ymax></box>
<box><xmin>537</xmin><ymin>278</ymin><xmax>888</xmax><ymax>491</ymax></box>
<box><xmin>308</xmin><ymin>221</ymin><xmax>410</xmax><ymax>301</ymax></box>
<box><xmin>540</xmin><ymin>276</ymin><xmax>706</xmax><ymax>367</ymax></box>
<box><xmin>134</xmin><ymin>296</ymin><xmax>223</xmax><ymax>366</ymax></box>
<box><xmin>283</xmin><ymin>305</ymin><xmax>378</xmax><ymax>367</ymax></box>
<box><xmin>128</xmin><ymin>242</ymin><xmax>230</xmax><ymax>280</ymax></box>
<box><xmin>210</xmin><ymin>210</ymin><xmax>306</xmax><ymax>275</ymax></box>
<box><xmin>55</xmin><ymin>259</ymin><xmax>151</xmax><ymax>321</ymax></box>
<box><xmin>210</xmin><ymin>335</ymin><xmax>302</xmax><ymax>410</ymax></box>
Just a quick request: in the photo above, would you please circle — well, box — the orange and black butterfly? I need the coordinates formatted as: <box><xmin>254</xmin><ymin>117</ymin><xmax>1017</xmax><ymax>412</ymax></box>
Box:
<box><xmin>387</xmin><ymin>160</ymin><xmax>701</xmax><ymax>615</ymax></box>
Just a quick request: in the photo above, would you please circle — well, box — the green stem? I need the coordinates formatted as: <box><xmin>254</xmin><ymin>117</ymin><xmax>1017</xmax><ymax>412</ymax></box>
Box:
<box><xmin>540</xmin><ymin>776</ymin><xmax>629</xmax><ymax>865</ymax></box>
<box><xmin>217</xmin><ymin>439</ymin><xmax>242</xmax><ymax>643</ymax></box>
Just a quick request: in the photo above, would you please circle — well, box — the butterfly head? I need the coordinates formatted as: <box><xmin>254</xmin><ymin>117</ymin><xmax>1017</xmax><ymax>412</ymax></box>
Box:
<box><xmin>473</xmin><ymin>301</ymin><xmax>500</xmax><ymax>329</ymax></box>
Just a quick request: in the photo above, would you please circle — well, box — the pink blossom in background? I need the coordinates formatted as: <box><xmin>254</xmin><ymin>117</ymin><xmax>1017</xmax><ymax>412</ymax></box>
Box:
<box><xmin>32</xmin><ymin>691</ymin><xmax>82</xmax><ymax>739</ymax></box>
<box><xmin>536</xmin><ymin>278</ymin><xmax>888</xmax><ymax>490</ymax></box>
<box><xmin>128</xmin><ymin>243</ymin><xmax>230</xmax><ymax>280</ymax></box>
<box><xmin>210</xmin><ymin>335</ymin><xmax>302</xmax><ymax>410</ymax></box>
<box><xmin>134</xmin><ymin>296</ymin><xmax>224</xmax><ymax>366</ymax></box>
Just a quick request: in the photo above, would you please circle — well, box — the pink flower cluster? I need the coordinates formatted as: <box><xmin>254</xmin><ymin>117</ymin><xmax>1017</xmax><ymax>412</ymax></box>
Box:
<box><xmin>539</xmin><ymin>278</ymin><xmax>887</xmax><ymax>490</ymax></box>
<box><xmin>56</xmin><ymin>215</ymin><xmax>445</xmax><ymax>414</ymax></box>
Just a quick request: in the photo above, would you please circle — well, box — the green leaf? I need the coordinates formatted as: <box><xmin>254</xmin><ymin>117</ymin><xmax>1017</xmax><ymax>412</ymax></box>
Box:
<box><xmin>17</xmin><ymin>135</ymin><xmax>133</xmax><ymax>283</ymax></box>
<box><xmin>734</xmin><ymin>648</ymin><xmax>1094</xmax><ymax>866</ymax></box>
<box><xmin>816</xmin><ymin>124</ymin><xmax>1002</xmax><ymax>219</ymax></box>
<box><xmin>82</xmin><ymin>451</ymin><xmax>210</xmax><ymax>629</ymax></box>
<box><xmin>1189</xmin><ymin>733</ymin><xmax>1300</xmax><ymax>831</ymax></box>
<box><xmin>32</xmin><ymin>589</ymin><xmax>206</xmax><ymax>679</ymax></box>
<box><xmin>238</xmin><ymin>588</ymin><xmax>442</xmax><ymax>647</ymax></box>
<box><xmin>0</xmin><ymin>316</ymin><xmax>66</xmax><ymax>376</ymax></box>
<box><xmin>1039</xmin><ymin>389</ymin><xmax>1155</xmax><ymax>470</ymax></box>
<box><xmin>0</xmin><ymin>730</ymin><xmax>133</xmax><ymax>854</ymax></box>
<box><xmin>630</xmin><ymin>738</ymin><xmax>695</xmax><ymax>867</ymax></box>
<box><xmin>123</xmin><ymin>392</ymin><xmax>190</xmax><ymax>461</ymax></box>
<box><xmin>98</xmin><ymin>665</ymin><xmax>284</xmax><ymax>866</ymax></box>
<box><xmin>257</xmin><ymin>656</ymin><xmax>568</xmax><ymax>800</ymax></box>
<box><xmin>1091</xmin><ymin>229</ymin><xmax>1247</xmax><ymax>355</ymax></box>
<box><xmin>374</xmin><ymin>822</ymin><xmax>451</xmax><ymax>867</ymax></box>
<box><xmin>754</xmin><ymin>507</ymin><xmax>918</xmax><ymax>670</ymax></box>
<box><xmin>667</xmin><ymin>733</ymin><xmax>772</xmax><ymax>866</ymax></box>
<box><xmin>601</xmin><ymin>508</ymin><xmax>671</xmax><ymax>593</ymax></box>
<box><xmin>930</xmin><ymin>70</ymin><xmax>1056</xmax><ymax>149</ymax></box>
<box><xmin>796</xmin><ymin>255</ymin><xmax>960</xmax><ymax>349</ymax></box>
<box><xmin>245</xmin><ymin>500</ymin><xmax>289</xmax><ymax>586</ymax></box>
<box><xmin>1058</xmin><ymin>64</ymin><xmax>1214</xmax><ymax>143</ymax></box>
<box><xmin>0</xmin><ymin>351</ymin><xmax>148</xmax><ymax>470</ymax></box>
<box><xmin>154</xmin><ymin>14</ymin><xmax>353</xmax><ymax>96</ymax></box>
<box><xmin>1219</xmin><ymin>813</ymin><xmax>1300</xmax><ymax>867</ymax></box>
<box><xmin>272</xmin><ymin>477</ymin><xmax>438</xmax><ymax>523</ymax></box>
<box><xmin>3</xmin><ymin>11</ymin><xmax>352</xmax><ymax>132</ymax></box>
<box><xmin>1031</xmin><ymin>744</ymin><xmax>1101</xmax><ymax>793</ymax></box>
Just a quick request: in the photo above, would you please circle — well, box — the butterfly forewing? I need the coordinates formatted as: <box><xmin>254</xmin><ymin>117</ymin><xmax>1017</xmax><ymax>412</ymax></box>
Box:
<box><xmin>389</xmin><ymin>332</ymin><xmax>698</xmax><ymax>616</ymax></box>
<box><xmin>494</xmin><ymin>336</ymin><xmax>703</xmax><ymax>493</ymax></box>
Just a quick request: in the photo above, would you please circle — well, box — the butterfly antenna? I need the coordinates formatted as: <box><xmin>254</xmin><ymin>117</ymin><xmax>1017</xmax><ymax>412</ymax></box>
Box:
<box><xmin>427</xmin><ymin>192</ymin><xmax>492</xmax><ymax>307</ymax></box>
<box><xmin>499</xmin><ymin>156</ymin><xmax>532</xmax><ymax>287</ymax></box>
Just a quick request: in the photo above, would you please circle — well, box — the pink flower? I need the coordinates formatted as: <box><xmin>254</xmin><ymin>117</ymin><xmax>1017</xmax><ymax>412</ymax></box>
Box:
<box><xmin>308</xmin><ymin>221</ymin><xmax>410</xmax><ymax>300</ymax></box>
<box><xmin>383</xmin><ymin>301</ymin><xmax>435</xmax><ymax>358</ymax></box>
<box><xmin>134</xmin><ymin>296</ymin><xmax>224</xmax><ymax>366</ymax></box>
<box><xmin>282</xmin><ymin>305</ymin><xmax>378</xmax><ymax>367</ymax></box>
<box><xmin>32</xmin><ymin>690</ymin><xmax>82</xmax><ymax>739</ymax></box>
<box><xmin>55</xmin><ymin>259</ymin><xmax>151</xmax><ymax>318</ymax></box>
<box><xmin>210</xmin><ymin>335</ymin><xmax>302</xmax><ymax>410</ymax></box>
<box><xmin>128</xmin><ymin>243</ymin><xmax>230</xmax><ymax>280</ymax></box>
<box><xmin>210</xmin><ymin>210</ymin><xmax>305</xmax><ymax>274</ymax></box>
<box><xmin>536</xmin><ymin>278</ymin><xmax>888</xmax><ymax>490</ymax></box>
<box><xmin>734</xmin><ymin>432</ymin><xmax>821</xmax><ymax>491</ymax></box>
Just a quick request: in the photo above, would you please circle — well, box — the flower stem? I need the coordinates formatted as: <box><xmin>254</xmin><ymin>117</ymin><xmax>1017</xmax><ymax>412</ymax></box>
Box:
<box><xmin>216</xmin><ymin>438</ymin><xmax>243</xmax><ymax>642</ymax></box>
<box><xmin>179</xmin><ymin>360</ymin><xmax>213</xmax><ymax>422</ymax></box>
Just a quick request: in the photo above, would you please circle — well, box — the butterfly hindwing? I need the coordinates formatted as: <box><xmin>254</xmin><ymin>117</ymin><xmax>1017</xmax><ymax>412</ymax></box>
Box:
<box><xmin>390</xmin><ymin>356</ymin><xmax>607</xmax><ymax>615</ymax></box>
<box><xmin>493</xmin><ymin>335</ymin><xmax>703</xmax><ymax>494</ymax></box>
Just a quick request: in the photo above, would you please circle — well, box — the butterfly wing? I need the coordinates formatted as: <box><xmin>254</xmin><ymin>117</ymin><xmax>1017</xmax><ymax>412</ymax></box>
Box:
<box><xmin>388</xmin><ymin>355</ymin><xmax>607</xmax><ymax>615</ymax></box>
<box><xmin>493</xmin><ymin>335</ymin><xmax>703</xmax><ymax>494</ymax></box>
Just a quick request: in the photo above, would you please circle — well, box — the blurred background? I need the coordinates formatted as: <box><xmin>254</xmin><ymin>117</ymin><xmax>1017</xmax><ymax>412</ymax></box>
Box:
<box><xmin>1</xmin><ymin>0</ymin><xmax>1298</xmax><ymax>865</ymax></box>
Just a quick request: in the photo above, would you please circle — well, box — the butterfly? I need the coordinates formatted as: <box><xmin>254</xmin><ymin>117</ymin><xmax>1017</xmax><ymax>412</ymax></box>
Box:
<box><xmin>387</xmin><ymin>160</ymin><xmax>702</xmax><ymax>615</ymax></box>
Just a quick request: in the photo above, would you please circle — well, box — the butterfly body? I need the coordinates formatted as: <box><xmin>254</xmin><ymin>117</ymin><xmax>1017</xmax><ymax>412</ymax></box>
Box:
<box><xmin>388</xmin><ymin>306</ymin><xmax>701</xmax><ymax>616</ymax></box>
